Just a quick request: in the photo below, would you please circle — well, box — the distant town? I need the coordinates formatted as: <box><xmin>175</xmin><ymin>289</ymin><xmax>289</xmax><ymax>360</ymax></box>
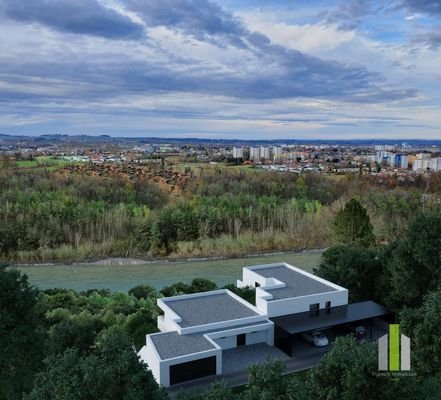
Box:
<box><xmin>1</xmin><ymin>134</ymin><xmax>441</xmax><ymax>179</ymax></box>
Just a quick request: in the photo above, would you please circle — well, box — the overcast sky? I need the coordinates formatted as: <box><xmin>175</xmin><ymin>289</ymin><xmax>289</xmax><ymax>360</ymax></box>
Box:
<box><xmin>0</xmin><ymin>0</ymin><xmax>440</xmax><ymax>139</ymax></box>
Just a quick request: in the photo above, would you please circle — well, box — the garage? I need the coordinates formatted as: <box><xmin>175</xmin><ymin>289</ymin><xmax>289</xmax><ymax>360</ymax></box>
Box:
<box><xmin>169</xmin><ymin>356</ymin><xmax>217</xmax><ymax>385</ymax></box>
<box><xmin>271</xmin><ymin>300</ymin><xmax>394</xmax><ymax>357</ymax></box>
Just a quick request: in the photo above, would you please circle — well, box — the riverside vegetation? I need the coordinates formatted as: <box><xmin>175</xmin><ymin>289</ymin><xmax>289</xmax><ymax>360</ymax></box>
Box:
<box><xmin>1</xmin><ymin>160</ymin><xmax>441</xmax><ymax>262</ymax></box>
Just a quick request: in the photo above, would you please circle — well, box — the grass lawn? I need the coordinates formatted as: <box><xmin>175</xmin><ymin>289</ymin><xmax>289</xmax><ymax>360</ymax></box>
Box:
<box><xmin>14</xmin><ymin>156</ymin><xmax>71</xmax><ymax>169</ymax></box>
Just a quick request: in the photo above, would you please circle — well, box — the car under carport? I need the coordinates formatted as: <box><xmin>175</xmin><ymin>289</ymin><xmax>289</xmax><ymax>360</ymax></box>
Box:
<box><xmin>271</xmin><ymin>300</ymin><xmax>394</xmax><ymax>356</ymax></box>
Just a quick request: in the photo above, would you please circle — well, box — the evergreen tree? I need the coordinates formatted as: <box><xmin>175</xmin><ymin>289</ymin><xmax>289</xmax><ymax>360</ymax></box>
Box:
<box><xmin>332</xmin><ymin>199</ymin><xmax>375</xmax><ymax>247</ymax></box>
<box><xmin>314</xmin><ymin>246</ymin><xmax>381</xmax><ymax>302</ymax></box>
<box><xmin>0</xmin><ymin>266</ymin><xmax>46</xmax><ymax>400</ymax></box>
<box><xmin>400</xmin><ymin>289</ymin><xmax>441</xmax><ymax>377</ymax></box>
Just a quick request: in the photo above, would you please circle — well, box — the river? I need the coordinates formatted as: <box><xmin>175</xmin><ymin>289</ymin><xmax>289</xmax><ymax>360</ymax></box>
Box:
<box><xmin>12</xmin><ymin>250</ymin><xmax>324</xmax><ymax>292</ymax></box>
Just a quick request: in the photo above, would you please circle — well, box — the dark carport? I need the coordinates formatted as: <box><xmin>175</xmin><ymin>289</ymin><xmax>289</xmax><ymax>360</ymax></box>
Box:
<box><xmin>271</xmin><ymin>300</ymin><xmax>394</xmax><ymax>356</ymax></box>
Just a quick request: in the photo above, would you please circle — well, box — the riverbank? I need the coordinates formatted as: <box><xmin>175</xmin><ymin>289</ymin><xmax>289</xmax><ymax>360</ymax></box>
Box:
<box><xmin>9</xmin><ymin>248</ymin><xmax>326</xmax><ymax>268</ymax></box>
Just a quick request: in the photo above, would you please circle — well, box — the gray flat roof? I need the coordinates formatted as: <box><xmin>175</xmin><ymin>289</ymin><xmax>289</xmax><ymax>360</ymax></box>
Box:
<box><xmin>255</xmin><ymin>265</ymin><xmax>337</xmax><ymax>300</ymax></box>
<box><xmin>150</xmin><ymin>331</ymin><xmax>215</xmax><ymax>360</ymax></box>
<box><xmin>150</xmin><ymin>320</ymin><xmax>271</xmax><ymax>360</ymax></box>
<box><xmin>163</xmin><ymin>292</ymin><xmax>259</xmax><ymax>328</ymax></box>
<box><xmin>271</xmin><ymin>300</ymin><xmax>393</xmax><ymax>334</ymax></box>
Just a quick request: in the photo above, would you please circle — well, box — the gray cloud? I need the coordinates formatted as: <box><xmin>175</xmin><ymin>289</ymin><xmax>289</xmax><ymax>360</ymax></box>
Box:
<box><xmin>401</xmin><ymin>0</ymin><xmax>441</xmax><ymax>16</ymax></box>
<box><xmin>318</xmin><ymin>0</ymin><xmax>389</xmax><ymax>31</ymax></box>
<box><xmin>125</xmin><ymin>0</ymin><xmax>248</xmax><ymax>47</ymax></box>
<box><xmin>414</xmin><ymin>29</ymin><xmax>441</xmax><ymax>48</ymax></box>
<box><xmin>0</xmin><ymin>0</ymin><xmax>421</xmax><ymax>136</ymax></box>
<box><xmin>1</xmin><ymin>0</ymin><xmax>145</xmax><ymax>39</ymax></box>
<box><xmin>0</xmin><ymin>47</ymin><xmax>417</xmax><ymax>105</ymax></box>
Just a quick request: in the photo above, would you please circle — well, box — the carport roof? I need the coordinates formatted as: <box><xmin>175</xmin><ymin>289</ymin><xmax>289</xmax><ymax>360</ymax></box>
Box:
<box><xmin>270</xmin><ymin>301</ymin><xmax>392</xmax><ymax>335</ymax></box>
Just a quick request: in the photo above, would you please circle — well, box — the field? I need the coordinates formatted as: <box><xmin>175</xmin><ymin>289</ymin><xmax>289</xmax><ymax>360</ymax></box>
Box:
<box><xmin>14</xmin><ymin>156</ymin><xmax>72</xmax><ymax>169</ymax></box>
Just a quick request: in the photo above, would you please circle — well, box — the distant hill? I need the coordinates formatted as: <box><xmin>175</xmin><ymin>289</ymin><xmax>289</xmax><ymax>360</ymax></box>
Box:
<box><xmin>1</xmin><ymin>133</ymin><xmax>441</xmax><ymax>147</ymax></box>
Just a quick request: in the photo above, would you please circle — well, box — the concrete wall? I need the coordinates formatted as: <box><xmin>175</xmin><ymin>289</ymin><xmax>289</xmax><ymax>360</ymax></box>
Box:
<box><xmin>213</xmin><ymin>335</ymin><xmax>237</xmax><ymax>350</ymax></box>
<box><xmin>240</xmin><ymin>263</ymin><xmax>349</xmax><ymax>318</ymax></box>
<box><xmin>209</xmin><ymin>321</ymin><xmax>274</xmax><ymax>349</ymax></box>
<box><xmin>264</xmin><ymin>289</ymin><xmax>349</xmax><ymax>317</ymax></box>
<box><xmin>138</xmin><ymin>335</ymin><xmax>162</xmax><ymax>385</ymax></box>
<box><xmin>246</xmin><ymin>330</ymin><xmax>267</xmax><ymax>345</ymax></box>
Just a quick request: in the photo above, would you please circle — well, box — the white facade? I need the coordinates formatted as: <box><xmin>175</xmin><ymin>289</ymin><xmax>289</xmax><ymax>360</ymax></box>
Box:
<box><xmin>400</xmin><ymin>155</ymin><xmax>409</xmax><ymax>169</ymax></box>
<box><xmin>139</xmin><ymin>263</ymin><xmax>349</xmax><ymax>387</ymax></box>
<box><xmin>260</xmin><ymin>146</ymin><xmax>270</xmax><ymax>161</ymax></box>
<box><xmin>250</xmin><ymin>146</ymin><xmax>261</xmax><ymax>163</ymax></box>
<box><xmin>413</xmin><ymin>157</ymin><xmax>441</xmax><ymax>172</ymax></box>
<box><xmin>272</xmin><ymin>146</ymin><xmax>282</xmax><ymax>162</ymax></box>
<box><xmin>233</xmin><ymin>147</ymin><xmax>244</xmax><ymax>159</ymax></box>
<box><xmin>237</xmin><ymin>263</ymin><xmax>348</xmax><ymax>317</ymax></box>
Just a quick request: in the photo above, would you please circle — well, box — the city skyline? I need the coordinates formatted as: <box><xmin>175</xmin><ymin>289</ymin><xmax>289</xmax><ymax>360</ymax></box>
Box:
<box><xmin>1</xmin><ymin>0</ymin><xmax>441</xmax><ymax>139</ymax></box>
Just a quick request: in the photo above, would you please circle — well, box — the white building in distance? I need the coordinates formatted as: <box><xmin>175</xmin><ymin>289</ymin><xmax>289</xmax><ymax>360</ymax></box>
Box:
<box><xmin>260</xmin><ymin>146</ymin><xmax>270</xmax><ymax>161</ymax></box>
<box><xmin>272</xmin><ymin>146</ymin><xmax>282</xmax><ymax>162</ymax></box>
<box><xmin>232</xmin><ymin>147</ymin><xmax>244</xmax><ymax>159</ymax></box>
<box><xmin>413</xmin><ymin>157</ymin><xmax>441</xmax><ymax>172</ymax></box>
<box><xmin>250</xmin><ymin>146</ymin><xmax>261</xmax><ymax>163</ymax></box>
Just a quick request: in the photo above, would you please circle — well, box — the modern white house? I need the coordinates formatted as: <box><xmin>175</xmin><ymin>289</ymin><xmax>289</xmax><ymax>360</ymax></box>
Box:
<box><xmin>138</xmin><ymin>262</ymin><xmax>391</xmax><ymax>387</ymax></box>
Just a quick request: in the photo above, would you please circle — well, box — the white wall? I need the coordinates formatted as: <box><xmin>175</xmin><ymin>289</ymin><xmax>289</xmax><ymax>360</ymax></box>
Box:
<box><xmin>213</xmin><ymin>335</ymin><xmax>237</xmax><ymax>350</ymax></box>
<box><xmin>138</xmin><ymin>336</ymin><xmax>161</xmax><ymax>385</ymax></box>
<box><xmin>265</xmin><ymin>289</ymin><xmax>349</xmax><ymax>318</ymax></box>
<box><xmin>209</xmin><ymin>321</ymin><xmax>274</xmax><ymax>349</ymax></box>
<box><xmin>241</xmin><ymin>263</ymin><xmax>349</xmax><ymax>317</ymax></box>
<box><xmin>246</xmin><ymin>330</ymin><xmax>267</xmax><ymax>345</ymax></box>
<box><xmin>181</xmin><ymin>314</ymin><xmax>267</xmax><ymax>335</ymax></box>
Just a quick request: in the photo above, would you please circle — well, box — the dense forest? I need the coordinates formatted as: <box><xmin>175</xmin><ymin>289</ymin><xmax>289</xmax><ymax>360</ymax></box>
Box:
<box><xmin>2</xmin><ymin>209</ymin><xmax>441</xmax><ymax>399</ymax></box>
<box><xmin>1</xmin><ymin>162</ymin><xmax>441</xmax><ymax>262</ymax></box>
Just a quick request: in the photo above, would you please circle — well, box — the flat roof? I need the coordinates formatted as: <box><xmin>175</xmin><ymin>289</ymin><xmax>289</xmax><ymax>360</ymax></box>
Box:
<box><xmin>150</xmin><ymin>331</ymin><xmax>215</xmax><ymax>360</ymax></box>
<box><xmin>270</xmin><ymin>300</ymin><xmax>392</xmax><ymax>334</ymax></box>
<box><xmin>255</xmin><ymin>265</ymin><xmax>338</xmax><ymax>300</ymax></box>
<box><xmin>163</xmin><ymin>291</ymin><xmax>259</xmax><ymax>328</ymax></box>
<box><xmin>150</xmin><ymin>320</ymin><xmax>272</xmax><ymax>360</ymax></box>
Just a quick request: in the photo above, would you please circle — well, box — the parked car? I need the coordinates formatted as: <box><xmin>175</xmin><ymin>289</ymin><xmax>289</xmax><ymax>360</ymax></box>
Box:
<box><xmin>343</xmin><ymin>324</ymin><xmax>367</xmax><ymax>339</ymax></box>
<box><xmin>301</xmin><ymin>331</ymin><xmax>329</xmax><ymax>347</ymax></box>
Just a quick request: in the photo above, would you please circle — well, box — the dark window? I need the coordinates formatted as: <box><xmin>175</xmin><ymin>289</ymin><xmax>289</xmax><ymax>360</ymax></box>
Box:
<box><xmin>237</xmin><ymin>333</ymin><xmax>246</xmax><ymax>346</ymax></box>
<box><xmin>309</xmin><ymin>303</ymin><xmax>320</xmax><ymax>316</ymax></box>
<box><xmin>255</xmin><ymin>282</ymin><xmax>260</xmax><ymax>287</ymax></box>
<box><xmin>169</xmin><ymin>356</ymin><xmax>216</xmax><ymax>385</ymax></box>
<box><xmin>325</xmin><ymin>301</ymin><xmax>331</xmax><ymax>314</ymax></box>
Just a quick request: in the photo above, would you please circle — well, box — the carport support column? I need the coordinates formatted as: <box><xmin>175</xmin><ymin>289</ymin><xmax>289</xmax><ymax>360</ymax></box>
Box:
<box><xmin>216</xmin><ymin>351</ymin><xmax>222</xmax><ymax>375</ymax></box>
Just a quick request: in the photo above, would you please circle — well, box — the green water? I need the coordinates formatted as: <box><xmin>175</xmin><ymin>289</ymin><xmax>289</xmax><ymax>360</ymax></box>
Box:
<box><xmin>12</xmin><ymin>251</ymin><xmax>323</xmax><ymax>292</ymax></box>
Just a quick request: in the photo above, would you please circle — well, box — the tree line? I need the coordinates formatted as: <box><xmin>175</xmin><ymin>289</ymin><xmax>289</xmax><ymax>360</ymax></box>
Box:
<box><xmin>2</xmin><ymin>166</ymin><xmax>439</xmax><ymax>262</ymax></box>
